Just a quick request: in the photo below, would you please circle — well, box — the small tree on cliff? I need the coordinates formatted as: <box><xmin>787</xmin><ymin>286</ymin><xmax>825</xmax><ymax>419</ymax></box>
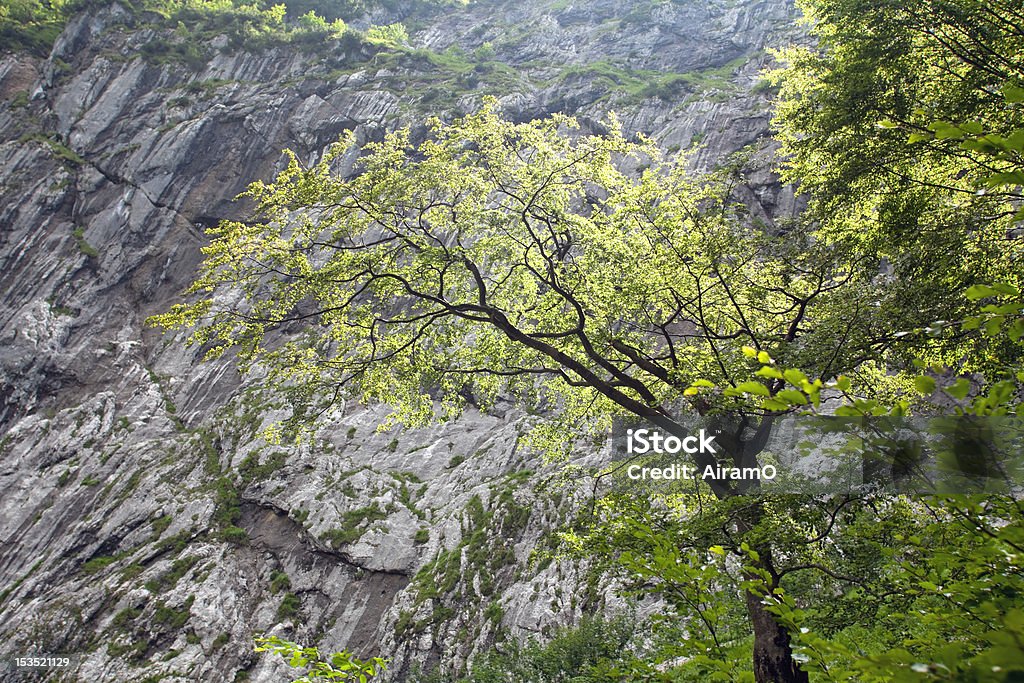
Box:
<box><xmin>152</xmin><ymin>101</ymin><xmax>901</xmax><ymax>683</ymax></box>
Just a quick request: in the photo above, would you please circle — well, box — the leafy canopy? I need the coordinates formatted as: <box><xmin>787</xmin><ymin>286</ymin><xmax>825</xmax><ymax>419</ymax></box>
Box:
<box><xmin>152</xmin><ymin>99</ymin><xmax>883</xmax><ymax>452</ymax></box>
<box><xmin>769</xmin><ymin>0</ymin><xmax>1024</xmax><ymax>374</ymax></box>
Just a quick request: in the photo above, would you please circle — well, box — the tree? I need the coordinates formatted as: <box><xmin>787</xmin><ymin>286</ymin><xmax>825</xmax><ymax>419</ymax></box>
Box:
<box><xmin>769</xmin><ymin>0</ymin><xmax>1024</xmax><ymax>374</ymax></box>
<box><xmin>152</xmin><ymin>101</ymin><xmax>908</xmax><ymax>682</ymax></box>
<box><xmin>743</xmin><ymin>1</ymin><xmax>1024</xmax><ymax>672</ymax></box>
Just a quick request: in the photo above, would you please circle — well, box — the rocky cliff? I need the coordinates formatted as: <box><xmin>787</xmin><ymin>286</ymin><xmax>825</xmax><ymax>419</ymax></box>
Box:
<box><xmin>0</xmin><ymin>1</ymin><xmax>800</xmax><ymax>680</ymax></box>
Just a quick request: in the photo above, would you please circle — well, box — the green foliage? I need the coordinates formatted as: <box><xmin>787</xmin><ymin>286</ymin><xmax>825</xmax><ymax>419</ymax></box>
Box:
<box><xmin>688</xmin><ymin>276</ymin><xmax>1024</xmax><ymax>679</ymax></box>
<box><xmin>153</xmin><ymin>595</ymin><xmax>195</xmax><ymax>630</ymax></box>
<box><xmin>71</xmin><ymin>226</ymin><xmax>99</xmax><ymax>258</ymax></box>
<box><xmin>0</xmin><ymin>0</ymin><xmax>66</xmax><ymax>55</ymax></box>
<box><xmin>364</xmin><ymin>22</ymin><xmax>407</xmax><ymax>47</ymax></box>
<box><xmin>296</xmin><ymin>9</ymin><xmax>344</xmax><ymax>35</ymax></box>
<box><xmin>151</xmin><ymin>101</ymin><xmax>879</xmax><ymax>455</ymax></box>
<box><xmin>254</xmin><ymin>635</ymin><xmax>386</xmax><ymax>681</ymax></box>
<box><xmin>401</xmin><ymin>484</ymin><xmax>529</xmax><ymax>647</ymax></box>
<box><xmin>154</xmin><ymin>528</ymin><xmax>192</xmax><ymax>555</ymax></box>
<box><xmin>150</xmin><ymin>514</ymin><xmax>173</xmax><ymax>539</ymax></box>
<box><xmin>237</xmin><ymin>450</ymin><xmax>287</xmax><ymax>484</ymax></box>
<box><xmin>277</xmin><ymin>592</ymin><xmax>301</xmax><ymax>620</ymax></box>
<box><xmin>212</xmin><ymin>476</ymin><xmax>242</xmax><ymax>529</ymax></box>
<box><xmin>270</xmin><ymin>569</ymin><xmax>292</xmax><ymax>594</ymax></box>
<box><xmin>460</xmin><ymin>615</ymin><xmax>636</xmax><ymax>683</ymax></box>
<box><xmin>152</xmin><ymin>97</ymin><xmax>914</xmax><ymax>683</ymax></box>
<box><xmin>769</xmin><ymin>0</ymin><xmax>1024</xmax><ymax>376</ymax></box>
<box><xmin>752</xmin><ymin>494</ymin><xmax>1024</xmax><ymax>682</ymax></box>
<box><xmin>145</xmin><ymin>555</ymin><xmax>200</xmax><ymax>593</ymax></box>
<box><xmin>81</xmin><ymin>555</ymin><xmax>117</xmax><ymax>574</ymax></box>
<box><xmin>556</xmin><ymin>58</ymin><xmax>741</xmax><ymax>104</ymax></box>
<box><xmin>0</xmin><ymin>0</ymin><xmax>430</xmax><ymax>64</ymax></box>
<box><xmin>20</xmin><ymin>133</ymin><xmax>86</xmax><ymax>166</ymax></box>
<box><xmin>9</xmin><ymin>90</ymin><xmax>30</xmax><ymax>108</ymax></box>
<box><xmin>151</xmin><ymin>4</ymin><xmax>1024</xmax><ymax>681</ymax></box>
<box><xmin>112</xmin><ymin>606</ymin><xmax>141</xmax><ymax>629</ymax></box>
<box><xmin>320</xmin><ymin>504</ymin><xmax>387</xmax><ymax>547</ymax></box>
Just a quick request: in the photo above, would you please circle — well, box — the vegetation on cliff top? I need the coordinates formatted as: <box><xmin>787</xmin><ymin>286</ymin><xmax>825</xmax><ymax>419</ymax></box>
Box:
<box><xmin>0</xmin><ymin>0</ymin><xmax>460</xmax><ymax>57</ymax></box>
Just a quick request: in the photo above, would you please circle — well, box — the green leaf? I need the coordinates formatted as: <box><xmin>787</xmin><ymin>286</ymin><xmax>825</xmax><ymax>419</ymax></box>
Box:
<box><xmin>959</xmin><ymin>121</ymin><xmax>984</xmax><ymax>135</ymax></box>
<box><xmin>1010</xmin><ymin>318</ymin><xmax>1024</xmax><ymax>342</ymax></box>
<box><xmin>734</xmin><ymin>381</ymin><xmax>770</xmax><ymax>397</ymax></box>
<box><xmin>945</xmin><ymin>378</ymin><xmax>971</xmax><ymax>400</ymax></box>
<box><xmin>914</xmin><ymin>376</ymin><xmax>937</xmax><ymax>394</ymax></box>
<box><xmin>1003</xmin><ymin>82</ymin><xmax>1024</xmax><ymax>103</ymax></box>
<box><xmin>928</xmin><ymin>121</ymin><xmax>962</xmax><ymax>139</ymax></box>
<box><xmin>984</xmin><ymin>316</ymin><xmax>1005</xmax><ymax>336</ymax></box>
<box><xmin>756</xmin><ymin>366</ymin><xmax>783</xmax><ymax>379</ymax></box>
<box><xmin>761</xmin><ymin>398</ymin><xmax>791</xmax><ymax>411</ymax></box>
<box><xmin>776</xmin><ymin>389</ymin><xmax>809</xmax><ymax>406</ymax></box>
<box><xmin>741</xmin><ymin>346</ymin><xmax>758</xmax><ymax>358</ymax></box>
<box><xmin>783</xmin><ymin>368</ymin><xmax>809</xmax><ymax>387</ymax></box>
<box><xmin>686</xmin><ymin>380</ymin><xmax>715</xmax><ymax>395</ymax></box>
<box><xmin>961</xmin><ymin>137</ymin><xmax>998</xmax><ymax>153</ymax></box>
<box><xmin>965</xmin><ymin>284</ymin><xmax>1000</xmax><ymax>300</ymax></box>
<box><xmin>983</xmin><ymin>171</ymin><xmax>1024</xmax><ymax>188</ymax></box>
<box><xmin>1007</xmin><ymin>128</ymin><xmax>1024</xmax><ymax>152</ymax></box>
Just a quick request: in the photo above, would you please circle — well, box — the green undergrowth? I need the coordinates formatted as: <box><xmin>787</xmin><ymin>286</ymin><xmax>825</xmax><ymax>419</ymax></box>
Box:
<box><xmin>397</xmin><ymin>473</ymin><xmax>533</xmax><ymax>641</ymax></box>
<box><xmin>0</xmin><ymin>0</ymin><xmax>461</xmax><ymax>62</ymax></box>
<box><xmin>555</xmin><ymin>55</ymin><xmax>747</xmax><ymax>105</ymax></box>
<box><xmin>18</xmin><ymin>132</ymin><xmax>85</xmax><ymax>166</ymax></box>
<box><xmin>144</xmin><ymin>555</ymin><xmax>200</xmax><ymax>593</ymax></box>
<box><xmin>320</xmin><ymin>503</ymin><xmax>388</xmax><ymax>547</ymax></box>
<box><xmin>410</xmin><ymin>614</ymin><xmax>638</xmax><ymax>683</ymax></box>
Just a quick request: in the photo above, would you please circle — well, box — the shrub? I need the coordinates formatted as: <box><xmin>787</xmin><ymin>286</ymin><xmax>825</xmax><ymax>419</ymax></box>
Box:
<box><xmin>277</xmin><ymin>592</ymin><xmax>301</xmax><ymax>620</ymax></box>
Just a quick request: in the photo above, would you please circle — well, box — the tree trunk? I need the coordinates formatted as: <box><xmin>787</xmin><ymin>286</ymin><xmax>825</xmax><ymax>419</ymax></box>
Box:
<box><xmin>685</xmin><ymin>414</ymin><xmax>810</xmax><ymax>682</ymax></box>
<box><xmin>745</xmin><ymin>578</ymin><xmax>810</xmax><ymax>683</ymax></box>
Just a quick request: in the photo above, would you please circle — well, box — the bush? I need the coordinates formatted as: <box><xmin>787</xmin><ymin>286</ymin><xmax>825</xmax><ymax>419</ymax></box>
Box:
<box><xmin>277</xmin><ymin>592</ymin><xmax>301</xmax><ymax>620</ymax></box>
<box><xmin>270</xmin><ymin>570</ymin><xmax>291</xmax><ymax>594</ymax></box>
<box><xmin>365</xmin><ymin>22</ymin><xmax>407</xmax><ymax>47</ymax></box>
<box><xmin>463</xmin><ymin>615</ymin><xmax>635</xmax><ymax>682</ymax></box>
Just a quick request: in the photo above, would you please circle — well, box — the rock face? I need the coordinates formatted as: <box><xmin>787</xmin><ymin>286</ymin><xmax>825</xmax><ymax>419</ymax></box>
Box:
<box><xmin>0</xmin><ymin>1</ymin><xmax>800</xmax><ymax>680</ymax></box>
